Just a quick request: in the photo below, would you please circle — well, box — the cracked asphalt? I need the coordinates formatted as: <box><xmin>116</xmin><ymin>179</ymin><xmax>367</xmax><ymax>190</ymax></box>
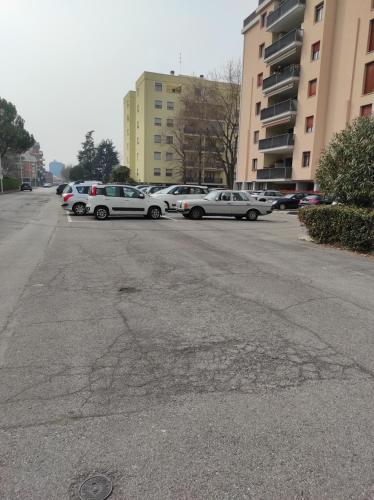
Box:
<box><xmin>0</xmin><ymin>188</ymin><xmax>374</xmax><ymax>499</ymax></box>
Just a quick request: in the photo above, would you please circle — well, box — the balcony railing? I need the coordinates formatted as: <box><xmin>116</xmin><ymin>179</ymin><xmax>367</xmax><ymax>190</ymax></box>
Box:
<box><xmin>243</xmin><ymin>10</ymin><xmax>257</xmax><ymax>28</ymax></box>
<box><xmin>260</xmin><ymin>99</ymin><xmax>297</xmax><ymax>121</ymax></box>
<box><xmin>267</xmin><ymin>0</ymin><xmax>306</xmax><ymax>28</ymax></box>
<box><xmin>259</xmin><ymin>133</ymin><xmax>295</xmax><ymax>151</ymax></box>
<box><xmin>256</xmin><ymin>166</ymin><xmax>292</xmax><ymax>180</ymax></box>
<box><xmin>262</xmin><ymin>65</ymin><xmax>300</xmax><ymax>91</ymax></box>
<box><xmin>264</xmin><ymin>29</ymin><xmax>303</xmax><ymax>61</ymax></box>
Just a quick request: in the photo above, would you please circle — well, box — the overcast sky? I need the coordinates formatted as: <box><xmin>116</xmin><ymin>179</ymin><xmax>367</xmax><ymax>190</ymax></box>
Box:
<box><xmin>0</xmin><ymin>0</ymin><xmax>257</xmax><ymax>168</ymax></box>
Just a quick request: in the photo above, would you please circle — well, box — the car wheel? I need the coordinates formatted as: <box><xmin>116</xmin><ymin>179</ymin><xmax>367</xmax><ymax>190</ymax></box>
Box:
<box><xmin>235</xmin><ymin>216</ymin><xmax>243</xmax><ymax>220</ymax></box>
<box><xmin>246</xmin><ymin>209</ymin><xmax>259</xmax><ymax>221</ymax></box>
<box><xmin>147</xmin><ymin>206</ymin><xmax>161</xmax><ymax>219</ymax></box>
<box><xmin>279</xmin><ymin>203</ymin><xmax>287</xmax><ymax>210</ymax></box>
<box><xmin>94</xmin><ymin>206</ymin><xmax>109</xmax><ymax>220</ymax></box>
<box><xmin>190</xmin><ymin>207</ymin><xmax>204</xmax><ymax>220</ymax></box>
<box><xmin>72</xmin><ymin>202</ymin><xmax>86</xmax><ymax>216</ymax></box>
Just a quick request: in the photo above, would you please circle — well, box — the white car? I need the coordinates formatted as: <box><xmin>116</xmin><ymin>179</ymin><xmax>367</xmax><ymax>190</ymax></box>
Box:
<box><xmin>176</xmin><ymin>190</ymin><xmax>273</xmax><ymax>220</ymax></box>
<box><xmin>61</xmin><ymin>181</ymin><xmax>102</xmax><ymax>215</ymax></box>
<box><xmin>151</xmin><ymin>185</ymin><xmax>208</xmax><ymax>210</ymax></box>
<box><xmin>85</xmin><ymin>184</ymin><xmax>165</xmax><ymax>220</ymax></box>
<box><xmin>250</xmin><ymin>190</ymin><xmax>284</xmax><ymax>202</ymax></box>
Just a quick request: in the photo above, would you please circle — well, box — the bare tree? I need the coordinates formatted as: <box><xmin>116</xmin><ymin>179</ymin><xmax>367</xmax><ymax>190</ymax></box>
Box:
<box><xmin>170</xmin><ymin>61</ymin><xmax>241</xmax><ymax>187</ymax></box>
<box><xmin>206</xmin><ymin>60</ymin><xmax>241</xmax><ymax>188</ymax></box>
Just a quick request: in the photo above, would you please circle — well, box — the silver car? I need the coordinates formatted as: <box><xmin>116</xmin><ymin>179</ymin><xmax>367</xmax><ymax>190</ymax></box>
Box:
<box><xmin>61</xmin><ymin>181</ymin><xmax>102</xmax><ymax>215</ymax></box>
<box><xmin>176</xmin><ymin>190</ymin><xmax>273</xmax><ymax>221</ymax></box>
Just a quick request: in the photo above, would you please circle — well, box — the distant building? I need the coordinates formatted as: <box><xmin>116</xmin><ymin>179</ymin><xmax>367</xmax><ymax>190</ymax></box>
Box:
<box><xmin>49</xmin><ymin>160</ymin><xmax>64</xmax><ymax>177</ymax></box>
<box><xmin>124</xmin><ymin>71</ymin><xmax>232</xmax><ymax>186</ymax></box>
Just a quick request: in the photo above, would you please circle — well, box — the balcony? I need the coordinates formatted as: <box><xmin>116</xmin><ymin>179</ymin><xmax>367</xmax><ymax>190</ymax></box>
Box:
<box><xmin>260</xmin><ymin>99</ymin><xmax>297</xmax><ymax>125</ymax></box>
<box><xmin>266</xmin><ymin>0</ymin><xmax>306</xmax><ymax>33</ymax></box>
<box><xmin>256</xmin><ymin>166</ymin><xmax>292</xmax><ymax>180</ymax></box>
<box><xmin>264</xmin><ymin>29</ymin><xmax>303</xmax><ymax>66</ymax></box>
<box><xmin>258</xmin><ymin>133</ymin><xmax>295</xmax><ymax>153</ymax></box>
<box><xmin>243</xmin><ymin>10</ymin><xmax>257</xmax><ymax>31</ymax></box>
<box><xmin>262</xmin><ymin>65</ymin><xmax>300</xmax><ymax>96</ymax></box>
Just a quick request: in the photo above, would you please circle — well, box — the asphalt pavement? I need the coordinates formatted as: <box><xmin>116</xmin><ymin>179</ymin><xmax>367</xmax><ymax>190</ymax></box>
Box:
<box><xmin>0</xmin><ymin>188</ymin><xmax>374</xmax><ymax>499</ymax></box>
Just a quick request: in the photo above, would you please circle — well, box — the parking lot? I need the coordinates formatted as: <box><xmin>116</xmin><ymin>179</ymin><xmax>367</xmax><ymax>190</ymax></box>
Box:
<box><xmin>1</xmin><ymin>188</ymin><xmax>374</xmax><ymax>499</ymax></box>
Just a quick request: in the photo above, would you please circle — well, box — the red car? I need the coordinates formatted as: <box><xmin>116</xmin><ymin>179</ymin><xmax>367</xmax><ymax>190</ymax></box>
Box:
<box><xmin>299</xmin><ymin>194</ymin><xmax>332</xmax><ymax>207</ymax></box>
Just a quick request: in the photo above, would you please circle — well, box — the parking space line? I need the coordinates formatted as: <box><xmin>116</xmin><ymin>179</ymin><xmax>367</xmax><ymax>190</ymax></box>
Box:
<box><xmin>67</xmin><ymin>214</ymin><xmax>72</xmax><ymax>223</ymax></box>
<box><xmin>162</xmin><ymin>215</ymin><xmax>178</xmax><ymax>221</ymax></box>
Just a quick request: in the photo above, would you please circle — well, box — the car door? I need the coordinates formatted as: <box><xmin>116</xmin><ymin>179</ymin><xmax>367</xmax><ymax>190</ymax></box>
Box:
<box><xmin>103</xmin><ymin>186</ymin><xmax>123</xmax><ymax>213</ymax></box>
<box><xmin>121</xmin><ymin>186</ymin><xmax>147</xmax><ymax>214</ymax></box>
<box><xmin>208</xmin><ymin>191</ymin><xmax>232</xmax><ymax>215</ymax></box>
<box><xmin>230</xmin><ymin>191</ymin><xmax>252</xmax><ymax>215</ymax></box>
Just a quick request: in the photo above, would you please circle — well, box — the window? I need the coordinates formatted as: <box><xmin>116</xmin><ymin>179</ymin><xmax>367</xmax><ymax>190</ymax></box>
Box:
<box><xmin>261</xmin><ymin>12</ymin><xmax>267</xmax><ymax>28</ymax></box>
<box><xmin>190</xmin><ymin>187</ymin><xmax>206</xmax><ymax>194</ymax></box>
<box><xmin>305</xmin><ymin>116</ymin><xmax>314</xmax><ymax>133</ymax></box>
<box><xmin>167</xmin><ymin>101</ymin><xmax>175</xmax><ymax>110</ymax></box>
<box><xmin>104</xmin><ymin>186</ymin><xmax>122</xmax><ymax>197</ymax></box>
<box><xmin>76</xmin><ymin>186</ymin><xmax>90</xmax><ymax>194</ymax></box>
<box><xmin>308</xmin><ymin>79</ymin><xmax>317</xmax><ymax>97</ymax></box>
<box><xmin>155</xmin><ymin>100</ymin><xmax>162</xmax><ymax>109</ymax></box>
<box><xmin>360</xmin><ymin>104</ymin><xmax>373</xmax><ymax>117</ymax></box>
<box><xmin>166</xmin><ymin>152</ymin><xmax>173</xmax><ymax>161</ymax></box>
<box><xmin>154</xmin><ymin>152</ymin><xmax>161</xmax><ymax>160</ymax></box>
<box><xmin>165</xmin><ymin>168</ymin><xmax>173</xmax><ymax>177</ymax></box>
<box><xmin>154</xmin><ymin>117</ymin><xmax>161</xmax><ymax>126</ymax></box>
<box><xmin>154</xmin><ymin>135</ymin><xmax>161</xmax><ymax>143</ymax></box>
<box><xmin>252</xmin><ymin>159</ymin><xmax>258</xmax><ymax>171</ymax></box>
<box><xmin>123</xmin><ymin>187</ymin><xmax>141</xmax><ymax>198</ymax></box>
<box><xmin>154</xmin><ymin>168</ymin><xmax>161</xmax><ymax>176</ymax></box>
<box><xmin>302</xmin><ymin>152</ymin><xmax>311</xmax><ymax>167</ymax></box>
<box><xmin>315</xmin><ymin>2</ymin><xmax>324</xmax><ymax>23</ymax></box>
<box><xmin>254</xmin><ymin>130</ymin><xmax>259</xmax><ymax>143</ymax></box>
<box><xmin>259</xmin><ymin>43</ymin><xmax>265</xmax><ymax>58</ymax></box>
<box><xmin>172</xmin><ymin>186</ymin><xmax>190</xmax><ymax>195</ymax></box>
<box><xmin>257</xmin><ymin>73</ymin><xmax>263</xmax><ymax>87</ymax></box>
<box><xmin>369</xmin><ymin>20</ymin><xmax>374</xmax><ymax>53</ymax></box>
<box><xmin>166</xmin><ymin>136</ymin><xmax>173</xmax><ymax>144</ymax></box>
<box><xmin>311</xmin><ymin>41</ymin><xmax>321</xmax><ymax>60</ymax></box>
<box><xmin>255</xmin><ymin>102</ymin><xmax>261</xmax><ymax>115</ymax></box>
<box><xmin>155</xmin><ymin>82</ymin><xmax>162</xmax><ymax>91</ymax></box>
<box><xmin>167</xmin><ymin>118</ymin><xmax>174</xmax><ymax>127</ymax></box>
<box><xmin>364</xmin><ymin>61</ymin><xmax>374</xmax><ymax>94</ymax></box>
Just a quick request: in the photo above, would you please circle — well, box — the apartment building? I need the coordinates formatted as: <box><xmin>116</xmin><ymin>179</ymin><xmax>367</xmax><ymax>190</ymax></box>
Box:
<box><xmin>123</xmin><ymin>71</ymin><xmax>228</xmax><ymax>186</ymax></box>
<box><xmin>236</xmin><ymin>0</ymin><xmax>374</xmax><ymax>191</ymax></box>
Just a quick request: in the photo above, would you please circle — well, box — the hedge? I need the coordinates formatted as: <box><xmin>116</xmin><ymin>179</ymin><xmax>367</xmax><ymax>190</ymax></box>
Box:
<box><xmin>298</xmin><ymin>205</ymin><xmax>374</xmax><ymax>252</ymax></box>
<box><xmin>2</xmin><ymin>177</ymin><xmax>20</xmax><ymax>191</ymax></box>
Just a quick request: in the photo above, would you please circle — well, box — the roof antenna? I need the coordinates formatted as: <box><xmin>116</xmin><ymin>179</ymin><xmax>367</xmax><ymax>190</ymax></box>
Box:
<box><xmin>179</xmin><ymin>52</ymin><xmax>182</xmax><ymax>75</ymax></box>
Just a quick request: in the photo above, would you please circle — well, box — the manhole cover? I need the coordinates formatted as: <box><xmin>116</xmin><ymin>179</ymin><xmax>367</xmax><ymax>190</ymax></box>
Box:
<box><xmin>79</xmin><ymin>475</ymin><xmax>112</xmax><ymax>500</ymax></box>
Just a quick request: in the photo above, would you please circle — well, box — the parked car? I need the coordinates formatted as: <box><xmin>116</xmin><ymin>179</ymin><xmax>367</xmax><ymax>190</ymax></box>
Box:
<box><xmin>144</xmin><ymin>185</ymin><xmax>166</xmax><ymax>195</ymax></box>
<box><xmin>272</xmin><ymin>193</ymin><xmax>306</xmax><ymax>210</ymax></box>
<box><xmin>20</xmin><ymin>183</ymin><xmax>32</xmax><ymax>191</ymax></box>
<box><xmin>56</xmin><ymin>183</ymin><xmax>68</xmax><ymax>195</ymax></box>
<box><xmin>176</xmin><ymin>190</ymin><xmax>273</xmax><ymax>221</ymax></box>
<box><xmin>299</xmin><ymin>194</ymin><xmax>332</xmax><ymax>207</ymax></box>
<box><xmin>43</xmin><ymin>182</ymin><xmax>52</xmax><ymax>188</ymax></box>
<box><xmin>250</xmin><ymin>190</ymin><xmax>284</xmax><ymax>202</ymax></box>
<box><xmin>85</xmin><ymin>184</ymin><xmax>165</xmax><ymax>220</ymax></box>
<box><xmin>151</xmin><ymin>185</ymin><xmax>208</xmax><ymax>210</ymax></box>
<box><xmin>61</xmin><ymin>181</ymin><xmax>102</xmax><ymax>215</ymax></box>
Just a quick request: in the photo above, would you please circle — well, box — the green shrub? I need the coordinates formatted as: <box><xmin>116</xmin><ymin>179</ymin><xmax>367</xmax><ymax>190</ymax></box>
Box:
<box><xmin>3</xmin><ymin>177</ymin><xmax>20</xmax><ymax>191</ymax></box>
<box><xmin>298</xmin><ymin>205</ymin><xmax>374</xmax><ymax>252</ymax></box>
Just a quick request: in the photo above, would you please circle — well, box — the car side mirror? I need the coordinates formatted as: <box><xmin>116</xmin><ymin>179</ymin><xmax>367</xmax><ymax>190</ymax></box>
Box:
<box><xmin>215</xmin><ymin>196</ymin><xmax>220</xmax><ymax>201</ymax></box>
<box><xmin>139</xmin><ymin>193</ymin><xmax>145</xmax><ymax>199</ymax></box>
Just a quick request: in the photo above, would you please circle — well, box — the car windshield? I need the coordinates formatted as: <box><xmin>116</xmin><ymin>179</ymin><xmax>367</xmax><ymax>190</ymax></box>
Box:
<box><xmin>154</xmin><ymin>187</ymin><xmax>172</xmax><ymax>194</ymax></box>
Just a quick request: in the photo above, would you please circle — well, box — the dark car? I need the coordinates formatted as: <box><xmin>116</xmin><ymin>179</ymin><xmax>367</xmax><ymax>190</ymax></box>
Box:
<box><xmin>56</xmin><ymin>183</ymin><xmax>68</xmax><ymax>195</ymax></box>
<box><xmin>20</xmin><ymin>183</ymin><xmax>32</xmax><ymax>191</ymax></box>
<box><xmin>299</xmin><ymin>194</ymin><xmax>332</xmax><ymax>207</ymax></box>
<box><xmin>272</xmin><ymin>192</ymin><xmax>306</xmax><ymax>210</ymax></box>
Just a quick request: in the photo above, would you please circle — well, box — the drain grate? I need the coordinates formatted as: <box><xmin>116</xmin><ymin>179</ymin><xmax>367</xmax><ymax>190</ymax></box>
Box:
<box><xmin>79</xmin><ymin>475</ymin><xmax>112</xmax><ymax>500</ymax></box>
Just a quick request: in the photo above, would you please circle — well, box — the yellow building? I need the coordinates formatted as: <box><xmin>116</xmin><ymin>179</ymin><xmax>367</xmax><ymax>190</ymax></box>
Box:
<box><xmin>236</xmin><ymin>0</ymin><xmax>374</xmax><ymax>191</ymax></box>
<box><xmin>123</xmin><ymin>71</ymin><xmax>228</xmax><ymax>185</ymax></box>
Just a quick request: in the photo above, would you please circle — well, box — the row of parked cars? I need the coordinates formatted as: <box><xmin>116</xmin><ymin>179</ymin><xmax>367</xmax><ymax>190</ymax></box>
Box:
<box><xmin>56</xmin><ymin>181</ymin><xmax>332</xmax><ymax>222</ymax></box>
<box><xmin>58</xmin><ymin>181</ymin><xmax>274</xmax><ymax>221</ymax></box>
